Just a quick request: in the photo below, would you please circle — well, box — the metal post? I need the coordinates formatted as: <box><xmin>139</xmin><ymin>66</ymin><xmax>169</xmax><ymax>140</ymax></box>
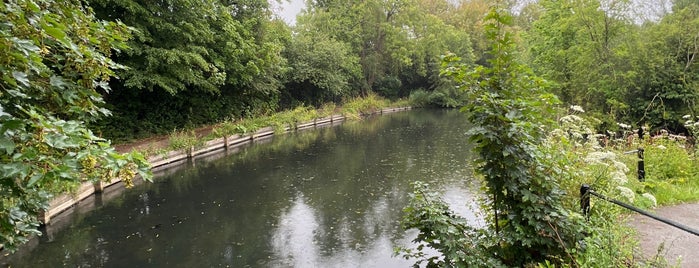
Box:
<box><xmin>580</xmin><ymin>184</ymin><xmax>591</xmax><ymax>220</ymax></box>
<box><xmin>637</xmin><ymin>148</ymin><xmax>645</xmax><ymax>182</ymax></box>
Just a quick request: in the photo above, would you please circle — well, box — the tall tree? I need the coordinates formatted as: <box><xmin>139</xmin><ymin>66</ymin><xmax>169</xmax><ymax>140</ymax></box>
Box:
<box><xmin>0</xmin><ymin>0</ymin><xmax>151</xmax><ymax>250</ymax></box>
<box><xmin>296</xmin><ymin>0</ymin><xmax>474</xmax><ymax>101</ymax></box>
<box><xmin>89</xmin><ymin>0</ymin><xmax>227</xmax><ymax>94</ymax></box>
<box><xmin>627</xmin><ymin>1</ymin><xmax>699</xmax><ymax>130</ymax></box>
<box><xmin>527</xmin><ymin>0</ymin><xmax>637</xmax><ymax>124</ymax></box>
<box><xmin>281</xmin><ymin>30</ymin><xmax>361</xmax><ymax>106</ymax></box>
<box><xmin>527</xmin><ymin>0</ymin><xmax>699</xmax><ymax>131</ymax></box>
<box><xmin>88</xmin><ymin>0</ymin><xmax>286</xmax><ymax>139</ymax></box>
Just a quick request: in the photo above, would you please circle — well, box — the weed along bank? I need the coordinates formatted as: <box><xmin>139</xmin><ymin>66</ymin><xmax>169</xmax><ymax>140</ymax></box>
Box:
<box><xmin>34</xmin><ymin>108</ymin><xmax>411</xmax><ymax>226</ymax></box>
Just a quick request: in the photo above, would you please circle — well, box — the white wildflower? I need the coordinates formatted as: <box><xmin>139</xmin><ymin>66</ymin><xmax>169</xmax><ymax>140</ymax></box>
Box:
<box><xmin>560</xmin><ymin>115</ymin><xmax>585</xmax><ymax>126</ymax></box>
<box><xmin>611</xmin><ymin>170</ymin><xmax>628</xmax><ymax>184</ymax></box>
<box><xmin>550</xmin><ymin>129</ymin><xmax>566</xmax><ymax>138</ymax></box>
<box><xmin>617</xmin><ymin>123</ymin><xmax>631</xmax><ymax>129</ymax></box>
<box><xmin>584</xmin><ymin>151</ymin><xmax>616</xmax><ymax>165</ymax></box>
<box><xmin>613</xmin><ymin>161</ymin><xmax>630</xmax><ymax>173</ymax></box>
<box><xmin>683</xmin><ymin>114</ymin><xmax>692</xmax><ymax>119</ymax></box>
<box><xmin>657</xmin><ymin>145</ymin><xmax>667</xmax><ymax>150</ymax></box>
<box><xmin>570</xmin><ymin>105</ymin><xmax>585</xmax><ymax>113</ymax></box>
<box><xmin>641</xmin><ymin>193</ymin><xmax>657</xmax><ymax>208</ymax></box>
<box><xmin>592</xmin><ymin>134</ymin><xmax>605</xmax><ymax>139</ymax></box>
<box><xmin>616</xmin><ymin>186</ymin><xmax>635</xmax><ymax>203</ymax></box>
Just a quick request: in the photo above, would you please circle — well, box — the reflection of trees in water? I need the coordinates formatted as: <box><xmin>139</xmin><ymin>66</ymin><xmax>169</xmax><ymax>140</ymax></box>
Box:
<box><xmin>267</xmin><ymin>109</ymin><xmax>478</xmax><ymax>264</ymax></box>
<box><xmin>5</xmin><ymin>109</ymin><xmax>478</xmax><ymax>267</ymax></box>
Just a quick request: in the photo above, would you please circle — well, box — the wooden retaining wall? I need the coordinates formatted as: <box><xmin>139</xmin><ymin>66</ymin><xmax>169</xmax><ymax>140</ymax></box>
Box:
<box><xmin>38</xmin><ymin>107</ymin><xmax>411</xmax><ymax>225</ymax></box>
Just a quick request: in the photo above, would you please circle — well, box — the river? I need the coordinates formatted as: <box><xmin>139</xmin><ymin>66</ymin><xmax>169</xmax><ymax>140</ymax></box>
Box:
<box><xmin>2</xmin><ymin>109</ymin><xmax>481</xmax><ymax>267</ymax></box>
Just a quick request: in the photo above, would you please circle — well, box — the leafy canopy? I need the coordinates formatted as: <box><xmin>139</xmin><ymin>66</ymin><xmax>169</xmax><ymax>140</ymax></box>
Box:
<box><xmin>0</xmin><ymin>0</ymin><xmax>151</xmax><ymax>251</ymax></box>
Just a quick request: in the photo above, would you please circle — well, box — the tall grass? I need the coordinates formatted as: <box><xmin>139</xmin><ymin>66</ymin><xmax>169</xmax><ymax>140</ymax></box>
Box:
<box><xmin>340</xmin><ymin>93</ymin><xmax>390</xmax><ymax>119</ymax></box>
<box><xmin>152</xmin><ymin>95</ymin><xmax>408</xmax><ymax>157</ymax></box>
<box><xmin>620</xmin><ymin>138</ymin><xmax>699</xmax><ymax>206</ymax></box>
<box><xmin>168</xmin><ymin>129</ymin><xmax>201</xmax><ymax>152</ymax></box>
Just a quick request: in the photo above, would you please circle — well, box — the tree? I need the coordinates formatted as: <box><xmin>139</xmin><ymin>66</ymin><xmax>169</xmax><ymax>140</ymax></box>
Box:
<box><xmin>0</xmin><ymin>0</ymin><xmax>151</xmax><ymax>251</ymax></box>
<box><xmin>403</xmin><ymin>7</ymin><xmax>583</xmax><ymax>266</ymax></box>
<box><xmin>527</xmin><ymin>0</ymin><xmax>639</xmax><ymax>127</ymax></box>
<box><xmin>627</xmin><ymin>1</ymin><xmax>699</xmax><ymax>130</ymax></box>
<box><xmin>89</xmin><ymin>0</ymin><xmax>225</xmax><ymax>94</ymax></box>
<box><xmin>299</xmin><ymin>0</ymin><xmax>421</xmax><ymax>97</ymax></box>
<box><xmin>88</xmin><ymin>0</ymin><xmax>287</xmax><ymax>139</ymax></box>
<box><xmin>527</xmin><ymin>0</ymin><xmax>699</xmax><ymax>132</ymax></box>
<box><xmin>281</xmin><ymin>31</ymin><xmax>361</xmax><ymax>106</ymax></box>
<box><xmin>294</xmin><ymin>0</ymin><xmax>475</xmax><ymax>102</ymax></box>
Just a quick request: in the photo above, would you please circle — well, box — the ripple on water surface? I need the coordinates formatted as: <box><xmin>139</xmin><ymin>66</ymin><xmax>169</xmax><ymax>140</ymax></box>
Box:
<box><xmin>2</xmin><ymin>109</ymin><xmax>482</xmax><ymax>268</ymax></box>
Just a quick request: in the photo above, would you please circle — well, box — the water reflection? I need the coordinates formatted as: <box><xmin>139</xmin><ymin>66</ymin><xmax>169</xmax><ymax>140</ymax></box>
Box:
<box><xmin>271</xmin><ymin>194</ymin><xmax>320</xmax><ymax>267</ymax></box>
<box><xmin>2</xmin><ymin>109</ymin><xmax>480</xmax><ymax>267</ymax></box>
<box><xmin>270</xmin><ymin>193</ymin><xmax>411</xmax><ymax>268</ymax></box>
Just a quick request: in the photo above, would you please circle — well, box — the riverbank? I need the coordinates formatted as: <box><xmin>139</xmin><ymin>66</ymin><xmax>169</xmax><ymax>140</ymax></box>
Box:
<box><xmin>38</xmin><ymin>104</ymin><xmax>412</xmax><ymax>225</ymax></box>
<box><xmin>629</xmin><ymin>203</ymin><xmax>699</xmax><ymax>267</ymax></box>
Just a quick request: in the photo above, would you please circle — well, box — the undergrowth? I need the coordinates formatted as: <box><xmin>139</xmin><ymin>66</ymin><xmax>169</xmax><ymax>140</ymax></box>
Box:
<box><xmin>399</xmin><ymin>6</ymin><xmax>682</xmax><ymax>267</ymax></box>
<box><xmin>130</xmin><ymin>96</ymin><xmax>407</xmax><ymax>157</ymax></box>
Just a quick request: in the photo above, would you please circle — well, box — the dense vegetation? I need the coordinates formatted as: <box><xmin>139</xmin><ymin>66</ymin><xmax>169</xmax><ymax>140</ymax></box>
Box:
<box><xmin>2</xmin><ymin>0</ymin><xmax>698</xmax><ymax>264</ymax></box>
<box><xmin>0</xmin><ymin>0</ymin><xmax>151</xmax><ymax>250</ymax></box>
<box><xmin>75</xmin><ymin>0</ymin><xmax>698</xmax><ymax>141</ymax></box>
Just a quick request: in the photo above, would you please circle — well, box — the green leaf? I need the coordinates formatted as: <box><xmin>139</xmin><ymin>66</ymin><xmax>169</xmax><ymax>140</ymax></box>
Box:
<box><xmin>1</xmin><ymin>119</ymin><xmax>24</xmax><ymax>132</ymax></box>
<box><xmin>0</xmin><ymin>137</ymin><xmax>15</xmax><ymax>154</ymax></box>
<box><xmin>1</xmin><ymin>163</ymin><xmax>27</xmax><ymax>179</ymax></box>
<box><xmin>26</xmin><ymin>173</ymin><xmax>43</xmax><ymax>187</ymax></box>
<box><xmin>41</xmin><ymin>18</ymin><xmax>70</xmax><ymax>46</ymax></box>
<box><xmin>12</xmin><ymin>71</ymin><xmax>29</xmax><ymax>87</ymax></box>
<box><xmin>49</xmin><ymin>76</ymin><xmax>66</xmax><ymax>89</ymax></box>
<box><xmin>11</xmin><ymin>37</ymin><xmax>40</xmax><ymax>56</ymax></box>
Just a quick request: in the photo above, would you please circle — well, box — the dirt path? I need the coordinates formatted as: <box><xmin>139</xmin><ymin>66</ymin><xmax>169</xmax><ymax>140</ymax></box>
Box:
<box><xmin>628</xmin><ymin>203</ymin><xmax>699</xmax><ymax>267</ymax></box>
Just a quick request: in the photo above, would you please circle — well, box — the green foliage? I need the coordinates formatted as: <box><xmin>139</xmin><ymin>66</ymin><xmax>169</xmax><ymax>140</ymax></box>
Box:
<box><xmin>167</xmin><ymin>130</ymin><xmax>201</xmax><ymax>153</ymax></box>
<box><xmin>89</xmin><ymin>0</ymin><xmax>286</xmax><ymax>141</ymax></box>
<box><xmin>268</xmin><ymin>106</ymin><xmax>317</xmax><ymax>133</ymax></box>
<box><xmin>403</xmin><ymin>7</ymin><xmax>584</xmax><ymax>266</ymax></box>
<box><xmin>621</xmin><ymin>138</ymin><xmax>699</xmax><ymax>206</ymax></box>
<box><xmin>0</xmin><ymin>0</ymin><xmax>151</xmax><ymax>251</ymax></box>
<box><xmin>527</xmin><ymin>0</ymin><xmax>699</xmax><ymax>133</ymax></box>
<box><xmin>407</xmin><ymin>89</ymin><xmax>431</xmax><ymax>107</ymax></box>
<box><xmin>281</xmin><ymin>31</ymin><xmax>361</xmax><ymax>106</ymax></box>
<box><xmin>89</xmin><ymin>0</ymin><xmax>275</xmax><ymax>95</ymax></box>
<box><xmin>341</xmin><ymin>93</ymin><xmax>390</xmax><ymax>119</ymax></box>
<box><xmin>401</xmin><ymin>182</ymin><xmax>506</xmax><ymax>267</ymax></box>
<box><xmin>297</xmin><ymin>0</ymin><xmax>474</xmax><ymax>99</ymax></box>
<box><xmin>408</xmin><ymin>87</ymin><xmax>467</xmax><ymax>108</ymax></box>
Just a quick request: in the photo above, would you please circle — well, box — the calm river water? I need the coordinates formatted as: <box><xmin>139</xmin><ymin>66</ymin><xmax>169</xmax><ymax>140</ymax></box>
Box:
<box><xmin>2</xmin><ymin>109</ymin><xmax>481</xmax><ymax>267</ymax></box>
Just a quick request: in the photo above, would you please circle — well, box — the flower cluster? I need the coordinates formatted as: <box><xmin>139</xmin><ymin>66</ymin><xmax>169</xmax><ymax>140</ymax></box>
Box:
<box><xmin>641</xmin><ymin>193</ymin><xmax>657</xmax><ymax>207</ymax></box>
<box><xmin>616</xmin><ymin>186</ymin><xmax>635</xmax><ymax>203</ymax></box>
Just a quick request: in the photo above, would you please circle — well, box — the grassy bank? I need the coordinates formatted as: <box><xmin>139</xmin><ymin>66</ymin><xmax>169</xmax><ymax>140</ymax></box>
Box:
<box><xmin>619</xmin><ymin>138</ymin><xmax>699</xmax><ymax>207</ymax></box>
<box><xmin>561</xmin><ymin>123</ymin><xmax>699</xmax><ymax>267</ymax></box>
<box><xmin>128</xmin><ymin>94</ymin><xmax>410</xmax><ymax>157</ymax></box>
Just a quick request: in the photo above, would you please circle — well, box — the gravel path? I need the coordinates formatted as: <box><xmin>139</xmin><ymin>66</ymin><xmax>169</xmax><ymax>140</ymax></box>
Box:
<box><xmin>628</xmin><ymin>203</ymin><xmax>699</xmax><ymax>267</ymax></box>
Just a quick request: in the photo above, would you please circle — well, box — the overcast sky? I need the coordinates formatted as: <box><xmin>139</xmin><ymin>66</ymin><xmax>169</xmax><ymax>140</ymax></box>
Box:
<box><xmin>268</xmin><ymin>0</ymin><xmax>673</xmax><ymax>26</ymax></box>
<box><xmin>269</xmin><ymin>0</ymin><xmax>305</xmax><ymax>25</ymax></box>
